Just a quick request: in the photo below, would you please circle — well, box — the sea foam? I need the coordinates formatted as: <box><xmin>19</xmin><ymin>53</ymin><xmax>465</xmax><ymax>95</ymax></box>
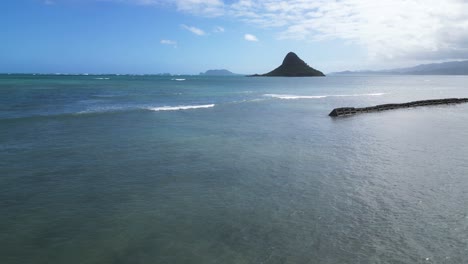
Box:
<box><xmin>264</xmin><ymin>94</ymin><xmax>327</xmax><ymax>99</ymax></box>
<box><xmin>147</xmin><ymin>104</ymin><xmax>215</xmax><ymax>111</ymax></box>
<box><xmin>76</xmin><ymin>106</ymin><xmax>129</xmax><ymax>114</ymax></box>
<box><xmin>77</xmin><ymin>104</ymin><xmax>215</xmax><ymax>114</ymax></box>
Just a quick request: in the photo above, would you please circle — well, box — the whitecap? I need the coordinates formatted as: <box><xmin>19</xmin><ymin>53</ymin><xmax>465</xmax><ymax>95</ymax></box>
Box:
<box><xmin>264</xmin><ymin>94</ymin><xmax>327</xmax><ymax>99</ymax></box>
<box><xmin>230</xmin><ymin>98</ymin><xmax>267</xmax><ymax>104</ymax></box>
<box><xmin>147</xmin><ymin>104</ymin><xmax>215</xmax><ymax>111</ymax></box>
<box><xmin>171</xmin><ymin>78</ymin><xmax>186</xmax><ymax>81</ymax></box>
<box><xmin>94</xmin><ymin>77</ymin><xmax>110</xmax><ymax>80</ymax></box>
<box><xmin>247</xmin><ymin>98</ymin><xmax>267</xmax><ymax>102</ymax></box>
<box><xmin>76</xmin><ymin>106</ymin><xmax>128</xmax><ymax>114</ymax></box>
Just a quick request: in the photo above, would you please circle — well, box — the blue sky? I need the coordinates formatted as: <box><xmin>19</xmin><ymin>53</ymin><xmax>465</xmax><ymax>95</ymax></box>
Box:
<box><xmin>2</xmin><ymin>0</ymin><xmax>468</xmax><ymax>74</ymax></box>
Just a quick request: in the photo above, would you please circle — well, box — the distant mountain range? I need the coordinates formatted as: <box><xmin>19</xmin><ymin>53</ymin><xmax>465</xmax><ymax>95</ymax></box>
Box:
<box><xmin>199</xmin><ymin>69</ymin><xmax>239</xmax><ymax>76</ymax></box>
<box><xmin>332</xmin><ymin>60</ymin><xmax>468</xmax><ymax>75</ymax></box>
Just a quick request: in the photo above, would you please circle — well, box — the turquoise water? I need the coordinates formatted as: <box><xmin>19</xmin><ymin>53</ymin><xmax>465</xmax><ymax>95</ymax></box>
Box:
<box><xmin>1</xmin><ymin>74</ymin><xmax>468</xmax><ymax>263</ymax></box>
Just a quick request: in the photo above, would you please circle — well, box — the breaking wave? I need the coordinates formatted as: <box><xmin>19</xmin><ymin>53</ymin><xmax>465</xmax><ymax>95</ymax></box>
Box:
<box><xmin>76</xmin><ymin>104</ymin><xmax>215</xmax><ymax>115</ymax></box>
<box><xmin>146</xmin><ymin>104</ymin><xmax>215</xmax><ymax>111</ymax></box>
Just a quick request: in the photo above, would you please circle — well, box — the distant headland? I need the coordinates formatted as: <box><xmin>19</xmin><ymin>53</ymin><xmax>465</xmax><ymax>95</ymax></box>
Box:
<box><xmin>250</xmin><ymin>52</ymin><xmax>325</xmax><ymax>77</ymax></box>
<box><xmin>330</xmin><ymin>60</ymin><xmax>468</xmax><ymax>75</ymax></box>
<box><xmin>199</xmin><ymin>69</ymin><xmax>239</xmax><ymax>76</ymax></box>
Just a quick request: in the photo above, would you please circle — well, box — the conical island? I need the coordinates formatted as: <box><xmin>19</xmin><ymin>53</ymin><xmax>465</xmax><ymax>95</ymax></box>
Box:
<box><xmin>251</xmin><ymin>52</ymin><xmax>325</xmax><ymax>77</ymax></box>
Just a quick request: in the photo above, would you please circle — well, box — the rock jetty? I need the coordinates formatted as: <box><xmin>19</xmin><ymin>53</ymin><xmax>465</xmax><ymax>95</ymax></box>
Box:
<box><xmin>329</xmin><ymin>98</ymin><xmax>468</xmax><ymax>117</ymax></box>
<box><xmin>250</xmin><ymin>52</ymin><xmax>325</xmax><ymax>77</ymax></box>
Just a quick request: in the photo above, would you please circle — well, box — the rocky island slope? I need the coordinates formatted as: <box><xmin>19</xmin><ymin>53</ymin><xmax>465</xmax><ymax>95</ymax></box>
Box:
<box><xmin>251</xmin><ymin>52</ymin><xmax>325</xmax><ymax>77</ymax></box>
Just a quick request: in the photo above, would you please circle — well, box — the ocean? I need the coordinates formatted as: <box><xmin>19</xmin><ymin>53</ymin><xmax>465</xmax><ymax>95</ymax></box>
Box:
<box><xmin>1</xmin><ymin>74</ymin><xmax>468</xmax><ymax>263</ymax></box>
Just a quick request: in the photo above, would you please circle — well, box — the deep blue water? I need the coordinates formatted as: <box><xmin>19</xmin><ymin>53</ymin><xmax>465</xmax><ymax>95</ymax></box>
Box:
<box><xmin>1</xmin><ymin>74</ymin><xmax>468</xmax><ymax>263</ymax></box>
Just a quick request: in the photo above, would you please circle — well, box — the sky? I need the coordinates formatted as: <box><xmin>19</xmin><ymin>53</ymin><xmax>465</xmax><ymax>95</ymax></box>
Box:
<box><xmin>2</xmin><ymin>0</ymin><xmax>468</xmax><ymax>74</ymax></box>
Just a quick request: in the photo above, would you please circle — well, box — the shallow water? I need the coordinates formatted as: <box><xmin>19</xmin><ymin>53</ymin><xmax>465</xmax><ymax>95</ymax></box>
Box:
<box><xmin>1</xmin><ymin>74</ymin><xmax>468</xmax><ymax>263</ymax></box>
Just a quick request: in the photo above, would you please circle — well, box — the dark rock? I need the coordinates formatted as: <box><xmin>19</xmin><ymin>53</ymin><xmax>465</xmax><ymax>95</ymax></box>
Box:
<box><xmin>251</xmin><ymin>52</ymin><xmax>325</xmax><ymax>77</ymax></box>
<box><xmin>329</xmin><ymin>98</ymin><xmax>468</xmax><ymax>117</ymax></box>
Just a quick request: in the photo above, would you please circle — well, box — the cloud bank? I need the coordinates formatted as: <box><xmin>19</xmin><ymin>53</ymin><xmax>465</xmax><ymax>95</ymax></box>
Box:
<box><xmin>229</xmin><ymin>0</ymin><xmax>468</xmax><ymax>61</ymax></box>
<box><xmin>107</xmin><ymin>0</ymin><xmax>468</xmax><ymax>61</ymax></box>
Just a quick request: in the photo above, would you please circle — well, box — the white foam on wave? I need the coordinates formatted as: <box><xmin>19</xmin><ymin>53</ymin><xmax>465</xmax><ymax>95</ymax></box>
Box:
<box><xmin>94</xmin><ymin>77</ymin><xmax>110</xmax><ymax>80</ymax></box>
<box><xmin>147</xmin><ymin>104</ymin><xmax>215</xmax><ymax>111</ymax></box>
<box><xmin>171</xmin><ymin>78</ymin><xmax>186</xmax><ymax>81</ymax></box>
<box><xmin>230</xmin><ymin>98</ymin><xmax>268</xmax><ymax>104</ymax></box>
<box><xmin>76</xmin><ymin>106</ymin><xmax>128</xmax><ymax>114</ymax></box>
<box><xmin>75</xmin><ymin>103</ymin><xmax>215</xmax><ymax>115</ymax></box>
<box><xmin>264</xmin><ymin>93</ymin><xmax>387</xmax><ymax>100</ymax></box>
<box><xmin>247</xmin><ymin>98</ymin><xmax>267</xmax><ymax>102</ymax></box>
<box><xmin>264</xmin><ymin>94</ymin><xmax>327</xmax><ymax>99</ymax></box>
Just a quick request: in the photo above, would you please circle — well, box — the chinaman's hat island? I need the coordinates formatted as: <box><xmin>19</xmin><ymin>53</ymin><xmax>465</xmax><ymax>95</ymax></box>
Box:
<box><xmin>249</xmin><ymin>52</ymin><xmax>325</xmax><ymax>77</ymax></box>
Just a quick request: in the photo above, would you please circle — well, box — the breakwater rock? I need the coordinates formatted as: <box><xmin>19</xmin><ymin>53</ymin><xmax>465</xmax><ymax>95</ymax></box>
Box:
<box><xmin>329</xmin><ymin>98</ymin><xmax>468</xmax><ymax>117</ymax></box>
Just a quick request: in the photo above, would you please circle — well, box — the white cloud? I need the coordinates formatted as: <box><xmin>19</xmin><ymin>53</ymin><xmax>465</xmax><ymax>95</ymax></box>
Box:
<box><xmin>115</xmin><ymin>0</ymin><xmax>224</xmax><ymax>16</ymax></box>
<box><xmin>175</xmin><ymin>0</ymin><xmax>224</xmax><ymax>17</ymax></box>
<box><xmin>109</xmin><ymin>0</ymin><xmax>158</xmax><ymax>5</ymax></box>
<box><xmin>181</xmin><ymin>24</ymin><xmax>206</xmax><ymax>36</ymax></box>
<box><xmin>214</xmin><ymin>26</ymin><xmax>225</xmax><ymax>33</ymax></box>
<box><xmin>160</xmin><ymin>39</ymin><xmax>177</xmax><ymax>46</ymax></box>
<box><xmin>244</xmin><ymin>33</ymin><xmax>258</xmax><ymax>42</ymax></box>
